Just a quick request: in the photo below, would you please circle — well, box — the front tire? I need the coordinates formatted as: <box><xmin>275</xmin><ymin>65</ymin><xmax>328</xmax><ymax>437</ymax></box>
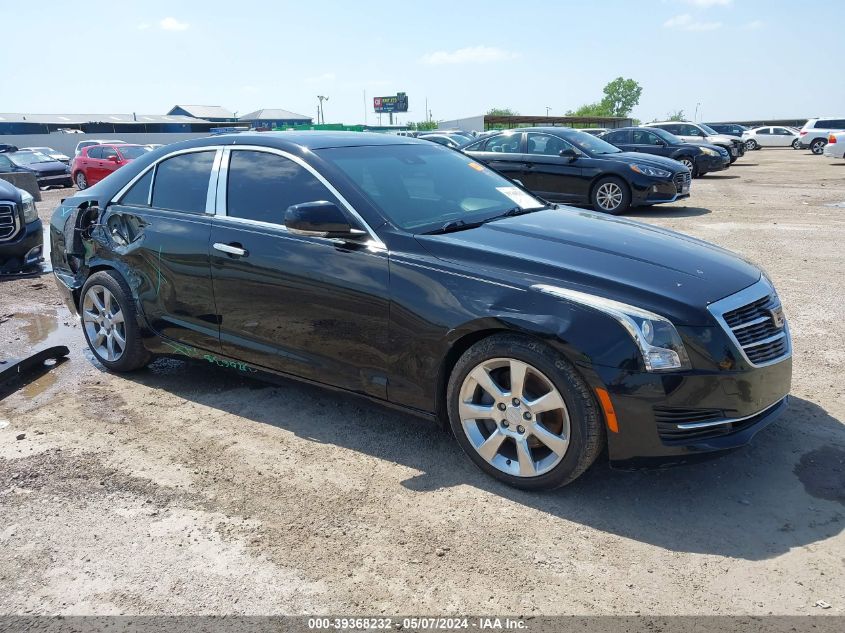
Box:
<box><xmin>80</xmin><ymin>271</ymin><xmax>151</xmax><ymax>372</ymax></box>
<box><xmin>75</xmin><ymin>171</ymin><xmax>88</xmax><ymax>190</ymax></box>
<box><xmin>591</xmin><ymin>176</ymin><xmax>631</xmax><ymax>215</ymax></box>
<box><xmin>447</xmin><ymin>334</ymin><xmax>605</xmax><ymax>490</ymax></box>
<box><xmin>810</xmin><ymin>138</ymin><xmax>827</xmax><ymax>155</ymax></box>
<box><xmin>678</xmin><ymin>156</ymin><xmax>698</xmax><ymax>177</ymax></box>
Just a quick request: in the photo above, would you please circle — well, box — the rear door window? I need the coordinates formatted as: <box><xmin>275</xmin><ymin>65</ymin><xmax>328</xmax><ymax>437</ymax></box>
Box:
<box><xmin>603</xmin><ymin>130</ymin><xmax>630</xmax><ymax>144</ymax></box>
<box><xmin>87</xmin><ymin>146</ymin><xmax>103</xmax><ymax>159</ymax></box>
<box><xmin>480</xmin><ymin>134</ymin><xmax>522</xmax><ymax>153</ymax></box>
<box><xmin>151</xmin><ymin>151</ymin><xmax>216</xmax><ymax>213</ymax></box>
<box><xmin>119</xmin><ymin>170</ymin><xmax>154</xmax><ymax>206</ymax></box>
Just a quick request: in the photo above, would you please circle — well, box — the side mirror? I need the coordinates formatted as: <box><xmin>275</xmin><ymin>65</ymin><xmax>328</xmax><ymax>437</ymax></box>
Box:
<box><xmin>285</xmin><ymin>201</ymin><xmax>365</xmax><ymax>239</ymax></box>
<box><xmin>560</xmin><ymin>148</ymin><xmax>578</xmax><ymax>161</ymax></box>
<box><xmin>108</xmin><ymin>155</ymin><xmax>120</xmax><ymax>163</ymax></box>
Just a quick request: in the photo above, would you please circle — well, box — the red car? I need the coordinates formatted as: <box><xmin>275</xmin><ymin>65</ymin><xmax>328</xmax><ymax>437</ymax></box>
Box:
<box><xmin>71</xmin><ymin>144</ymin><xmax>149</xmax><ymax>190</ymax></box>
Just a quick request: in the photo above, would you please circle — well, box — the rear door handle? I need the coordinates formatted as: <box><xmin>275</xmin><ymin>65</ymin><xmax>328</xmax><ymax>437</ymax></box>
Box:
<box><xmin>213</xmin><ymin>242</ymin><xmax>248</xmax><ymax>257</ymax></box>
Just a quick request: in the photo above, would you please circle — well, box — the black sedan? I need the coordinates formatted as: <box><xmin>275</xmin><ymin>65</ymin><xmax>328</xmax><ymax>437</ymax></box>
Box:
<box><xmin>461</xmin><ymin>127</ymin><xmax>691</xmax><ymax>215</ymax></box>
<box><xmin>0</xmin><ymin>150</ymin><xmax>72</xmax><ymax>188</ymax></box>
<box><xmin>49</xmin><ymin>132</ymin><xmax>791</xmax><ymax>490</ymax></box>
<box><xmin>600</xmin><ymin>127</ymin><xmax>730</xmax><ymax>177</ymax></box>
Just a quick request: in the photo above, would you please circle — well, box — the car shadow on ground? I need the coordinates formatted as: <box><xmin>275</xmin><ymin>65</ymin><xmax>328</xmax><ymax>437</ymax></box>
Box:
<box><xmin>125</xmin><ymin>357</ymin><xmax>845</xmax><ymax>562</ymax></box>
<box><xmin>700</xmin><ymin>173</ymin><xmax>741</xmax><ymax>179</ymax></box>
<box><xmin>630</xmin><ymin>206</ymin><xmax>711</xmax><ymax>218</ymax></box>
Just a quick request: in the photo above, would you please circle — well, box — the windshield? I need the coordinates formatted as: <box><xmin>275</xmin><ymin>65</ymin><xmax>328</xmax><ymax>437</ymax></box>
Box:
<box><xmin>698</xmin><ymin>123</ymin><xmax>719</xmax><ymax>135</ymax></box>
<box><xmin>563</xmin><ymin>130</ymin><xmax>622</xmax><ymax>155</ymax></box>
<box><xmin>650</xmin><ymin>127</ymin><xmax>682</xmax><ymax>144</ymax></box>
<box><xmin>29</xmin><ymin>147</ymin><xmax>57</xmax><ymax>154</ymax></box>
<box><xmin>8</xmin><ymin>151</ymin><xmax>55</xmax><ymax>166</ymax></box>
<box><xmin>117</xmin><ymin>146</ymin><xmax>150</xmax><ymax>160</ymax></box>
<box><xmin>318</xmin><ymin>143</ymin><xmax>545</xmax><ymax>233</ymax></box>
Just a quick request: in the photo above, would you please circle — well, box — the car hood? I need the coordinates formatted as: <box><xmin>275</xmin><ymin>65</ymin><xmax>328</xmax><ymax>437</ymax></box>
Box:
<box><xmin>707</xmin><ymin>134</ymin><xmax>742</xmax><ymax>144</ymax></box>
<box><xmin>19</xmin><ymin>160</ymin><xmax>68</xmax><ymax>173</ymax></box>
<box><xmin>415</xmin><ymin>208</ymin><xmax>761</xmax><ymax>325</ymax></box>
<box><xmin>596</xmin><ymin>151</ymin><xmax>687</xmax><ymax>172</ymax></box>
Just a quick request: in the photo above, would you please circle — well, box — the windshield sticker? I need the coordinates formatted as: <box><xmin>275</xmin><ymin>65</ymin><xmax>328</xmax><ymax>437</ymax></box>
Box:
<box><xmin>467</xmin><ymin>162</ymin><xmax>484</xmax><ymax>172</ymax></box>
<box><xmin>496</xmin><ymin>186</ymin><xmax>541</xmax><ymax>209</ymax></box>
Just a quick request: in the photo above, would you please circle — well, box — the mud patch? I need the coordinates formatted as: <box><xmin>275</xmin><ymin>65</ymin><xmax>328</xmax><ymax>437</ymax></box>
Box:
<box><xmin>794</xmin><ymin>446</ymin><xmax>845</xmax><ymax>505</ymax></box>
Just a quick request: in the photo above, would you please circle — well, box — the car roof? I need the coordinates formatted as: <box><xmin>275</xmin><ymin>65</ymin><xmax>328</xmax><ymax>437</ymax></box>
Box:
<box><xmin>143</xmin><ymin>131</ymin><xmax>428</xmax><ymax>154</ymax></box>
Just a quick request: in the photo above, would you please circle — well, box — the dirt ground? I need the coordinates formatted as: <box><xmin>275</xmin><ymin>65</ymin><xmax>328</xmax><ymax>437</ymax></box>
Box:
<box><xmin>1</xmin><ymin>149</ymin><xmax>843</xmax><ymax>616</ymax></box>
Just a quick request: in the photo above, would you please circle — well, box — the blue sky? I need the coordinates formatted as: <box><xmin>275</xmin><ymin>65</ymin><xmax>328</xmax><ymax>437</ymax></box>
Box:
<box><xmin>5</xmin><ymin>0</ymin><xmax>843</xmax><ymax>124</ymax></box>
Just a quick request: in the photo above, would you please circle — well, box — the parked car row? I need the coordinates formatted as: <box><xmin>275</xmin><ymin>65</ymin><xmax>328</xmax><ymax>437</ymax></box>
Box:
<box><xmin>599</xmin><ymin>127</ymin><xmax>730</xmax><ymax>177</ymax></box>
<box><xmin>461</xmin><ymin>127</ymin><xmax>692</xmax><ymax>215</ymax></box>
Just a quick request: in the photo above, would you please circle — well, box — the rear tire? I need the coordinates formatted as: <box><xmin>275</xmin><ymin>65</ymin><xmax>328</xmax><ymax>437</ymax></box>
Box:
<box><xmin>80</xmin><ymin>270</ymin><xmax>151</xmax><ymax>372</ymax></box>
<box><xmin>745</xmin><ymin>139</ymin><xmax>758</xmax><ymax>151</ymax></box>
<box><xmin>447</xmin><ymin>334</ymin><xmax>605</xmax><ymax>490</ymax></box>
<box><xmin>591</xmin><ymin>176</ymin><xmax>631</xmax><ymax>215</ymax></box>
<box><xmin>75</xmin><ymin>171</ymin><xmax>88</xmax><ymax>190</ymax></box>
<box><xmin>792</xmin><ymin>138</ymin><xmax>801</xmax><ymax>150</ymax></box>
<box><xmin>810</xmin><ymin>138</ymin><xmax>827</xmax><ymax>155</ymax></box>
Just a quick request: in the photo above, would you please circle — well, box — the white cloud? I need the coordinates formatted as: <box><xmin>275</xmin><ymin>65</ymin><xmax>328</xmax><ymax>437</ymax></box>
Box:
<box><xmin>684</xmin><ymin>0</ymin><xmax>732</xmax><ymax>7</ymax></box>
<box><xmin>160</xmin><ymin>17</ymin><xmax>189</xmax><ymax>31</ymax></box>
<box><xmin>421</xmin><ymin>46</ymin><xmax>519</xmax><ymax>65</ymax></box>
<box><xmin>744</xmin><ymin>19</ymin><xmax>764</xmax><ymax>30</ymax></box>
<box><xmin>664</xmin><ymin>13</ymin><xmax>722</xmax><ymax>31</ymax></box>
<box><xmin>137</xmin><ymin>23</ymin><xmax>151</xmax><ymax>30</ymax></box>
<box><xmin>305</xmin><ymin>72</ymin><xmax>336</xmax><ymax>83</ymax></box>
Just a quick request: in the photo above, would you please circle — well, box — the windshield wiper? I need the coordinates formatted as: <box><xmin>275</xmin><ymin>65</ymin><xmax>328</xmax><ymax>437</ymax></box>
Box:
<box><xmin>425</xmin><ymin>219</ymin><xmax>486</xmax><ymax>235</ymax></box>
<box><xmin>425</xmin><ymin>205</ymin><xmax>550</xmax><ymax>235</ymax></box>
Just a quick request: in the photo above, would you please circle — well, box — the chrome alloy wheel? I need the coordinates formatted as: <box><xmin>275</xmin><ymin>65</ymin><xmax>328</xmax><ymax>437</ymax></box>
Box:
<box><xmin>680</xmin><ymin>158</ymin><xmax>694</xmax><ymax>171</ymax></box>
<box><xmin>458</xmin><ymin>358</ymin><xmax>571</xmax><ymax>478</ymax></box>
<box><xmin>82</xmin><ymin>285</ymin><xmax>126</xmax><ymax>362</ymax></box>
<box><xmin>595</xmin><ymin>182</ymin><xmax>623</xmax><ymax>211</ymax></box>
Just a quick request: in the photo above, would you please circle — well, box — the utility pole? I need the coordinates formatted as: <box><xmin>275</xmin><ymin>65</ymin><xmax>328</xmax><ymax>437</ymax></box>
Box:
<box><xmin>545</xmin><ymin>106</ymin><xmax>551</xmax><ymax>116</ymax></box>
<box><xmin>694</xmin><ymin>102</ymin><xmax>701</xmax><ymax>122</ymax></box>
<box><xmin>364</xmin><ymin>89</ymin><xmax>368</xmax><ymax>125</ymax></box>
<box><xmin>317</xmin><ymin>95</ymin><xmax>329</xmax><ymax>124</ymax></box>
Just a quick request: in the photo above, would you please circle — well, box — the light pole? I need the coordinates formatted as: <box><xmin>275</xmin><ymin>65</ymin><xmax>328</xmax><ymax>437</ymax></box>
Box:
<box><xmin>545</xmin><ymin>106</ymin><xmax>552</xmax><ymax>117</ymax></box>
<box><xmin>317</xmin><ymin>95</ymin><xmax>329</xmax><ymax>124</ymax></box>
<box><xmin>694</xmin><ymin>102</ymin><xmax>701</xmax><ymax>122</ymax></box>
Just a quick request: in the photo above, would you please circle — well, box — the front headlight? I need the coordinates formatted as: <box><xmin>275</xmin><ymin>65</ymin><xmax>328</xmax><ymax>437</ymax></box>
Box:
<box><xmin>20</xmin><ymin>191</ymin><xmax>38</xmax><ymax>223</ymax></box>
<box><xmin>701</xmin><ymin>147</ymin><xmax>719</xmax><ymax>156</ymax></box>
<box><xmin>533</xmin><ymin>284</ymin><xmax>692</xmax><ymax>372</ymax></box>
<box><xmin>630</xmin><ymin>163</ymin><xmax>672</xmax><ymax>178</ymax></box>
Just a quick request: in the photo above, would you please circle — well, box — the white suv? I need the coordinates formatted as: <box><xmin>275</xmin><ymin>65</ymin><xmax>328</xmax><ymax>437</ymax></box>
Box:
<box><xmin>644</xmin><ymin>121</ymin><xmax>745</xmax><ymax>163</ymax></box>
<box><xmin>798</xmin><ymin>118</ymin><xmax>845</xmax><ymax>154</ymax></box>
<box><xmin>73</xmin><ymin>139</ymin><xmax>126</xmax><ymax>157</ymax></box>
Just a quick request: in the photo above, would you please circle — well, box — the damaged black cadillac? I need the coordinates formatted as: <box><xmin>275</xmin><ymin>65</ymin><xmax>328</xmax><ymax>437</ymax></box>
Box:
<box><xmin>49</xmin><ymin>133</ymin><xmax>792</xmax><ymax>489</ymax></box>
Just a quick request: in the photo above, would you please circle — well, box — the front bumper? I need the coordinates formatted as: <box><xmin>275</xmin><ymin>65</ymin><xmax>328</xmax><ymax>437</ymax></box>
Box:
<box><xmin>0</xmin><ymin>218</ymin><xmax>43</xmax><ymax>273</ymax></box>
<box><xmin>631</xmin><ymin>173</ymin><xmax>691</xmax><ymax>206</ymax></box>
<box><xmin>36</xmin><ymin>173</ymin><xmax>73</xmax><ymax>188</ymax></box>
<box><xmin>588</xmin><ymin>355</ymin><xmax>792</xmax><ymax>469</ymax></box>
<box><xmin>696</xmin><ymin>154</ymin><xmax>729</xmax><ymax>173</ymax></box>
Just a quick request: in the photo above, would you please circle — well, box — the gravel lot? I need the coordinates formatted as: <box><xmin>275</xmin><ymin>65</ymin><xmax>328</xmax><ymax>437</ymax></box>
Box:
<box><xmin>1</xmin><ymin>149</ymin><xmax>843</xmax><ymax>616</ymax></box>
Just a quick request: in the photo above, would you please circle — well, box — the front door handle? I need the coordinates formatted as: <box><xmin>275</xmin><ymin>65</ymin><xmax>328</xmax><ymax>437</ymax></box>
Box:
<box><xmin>213</xmin><ymin>242</ymin><xmax>248</xmax><ymax>257</ymax></box>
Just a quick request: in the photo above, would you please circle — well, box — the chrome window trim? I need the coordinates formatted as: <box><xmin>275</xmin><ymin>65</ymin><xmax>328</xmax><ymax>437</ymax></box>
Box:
<box><xmin>111</xmin><ymin>146</ymin><xmax>221</xmax><ymax>214</ymax></box>
<box><xmin>706</xmin><ymin>276</ymin><xmax>792</xmax><ymax>368</ymax></box>
<box><xmin>675</xmin><ymin>398</ymin><xmax>785</xmax><ymax>430</ymax></box>
<box><xmin>213</xmin><ymin>145</ymin><xmax>386</xmax><ymax>249</ymax></box>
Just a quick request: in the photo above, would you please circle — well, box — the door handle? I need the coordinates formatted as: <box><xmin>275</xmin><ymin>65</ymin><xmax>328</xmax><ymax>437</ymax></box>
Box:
<box><xmin>213</xmin><ymin>242</ymin><xmax>248</xmax><ymax>257</ymax></box>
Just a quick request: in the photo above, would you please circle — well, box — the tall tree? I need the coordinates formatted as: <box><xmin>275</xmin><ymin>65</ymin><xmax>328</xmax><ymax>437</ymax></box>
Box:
<box><xmin>600</xmin><ymin>77</ymin><xmax>643</xmax><ymax>117</ymax></box>
<box><xmin>665</xmin><ymin>109</ymin><xmax>686</xmax><ymax>121</ymax></box>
